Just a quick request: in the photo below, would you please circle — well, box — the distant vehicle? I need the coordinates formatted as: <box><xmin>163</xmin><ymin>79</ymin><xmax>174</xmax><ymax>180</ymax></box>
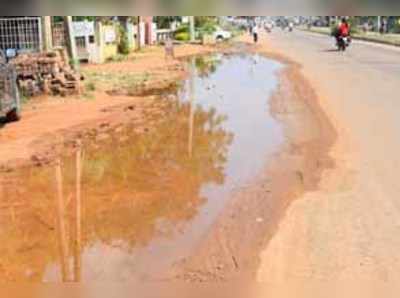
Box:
<box><xmin>265</xmin><ymin>22</ymin><xmax>273</xmax><ymax>33</ymax></box>
<box><xmin>214</xmin><ymin>27</ymin><xmax>232</xmax><ymax>41</ymax></box>
<box><xmin>0</xmin><ymin>50</ymin><xmax>21</xmax><ymax>122</ymax></box>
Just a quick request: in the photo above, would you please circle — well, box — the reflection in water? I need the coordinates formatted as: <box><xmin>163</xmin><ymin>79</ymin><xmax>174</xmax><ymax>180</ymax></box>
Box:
<box><xmin>74</xmin><ymin>145</ymin><xmax>82</xmax><ymax>282</ymax></box>
<box><xmin>55</xmin><ymin>159</ymin><xmax>70</xmax><ymax>281</ymax></box>
<box><xmin>193</xmin><ymin>55</ymin><xmax>222</xmax><ymax>78</ymax></box>
<box><xmin>0</xmin><ymin>53</ymin><xmax>283</xmax><ymax>282</ymax></box>
<box><xmin>0</xmin><ymin>91</ymin><xmax>232</xmax><ymax>281</ymax></box>
<box><xmin>188</xmin><ymin>60</ymin><xmax>195</xmax><ymax>158</ymax></box>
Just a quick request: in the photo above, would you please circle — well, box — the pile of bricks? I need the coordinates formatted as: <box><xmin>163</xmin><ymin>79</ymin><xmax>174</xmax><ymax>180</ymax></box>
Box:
<box><xmin>10</xmin><ymin>49</ymin><xmax>83</xmax><ymax>97</ymax></box>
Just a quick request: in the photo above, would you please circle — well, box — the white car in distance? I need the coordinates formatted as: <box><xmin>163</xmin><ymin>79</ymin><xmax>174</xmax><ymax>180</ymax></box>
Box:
<box><xmin>214</xmin><ymin>27</ymin><xmax>232</xmax><ymax>41</ymax></box>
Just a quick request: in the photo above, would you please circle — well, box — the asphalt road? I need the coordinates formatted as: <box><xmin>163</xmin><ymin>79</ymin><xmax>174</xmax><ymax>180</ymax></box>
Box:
<box><xmin>255</xmin><ymin>30</ymin><xmax>400</xmax><ymax>293</ymax></box>
<box><xmin>278</xmin><ymin>29</ymin><xmax>400</xmax><ymax>76</ymax></box>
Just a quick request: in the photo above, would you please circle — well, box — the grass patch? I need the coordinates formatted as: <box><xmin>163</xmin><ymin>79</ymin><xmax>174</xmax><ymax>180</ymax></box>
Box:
<box><xmin>85</xmin><ymin>81</ymin><xmax>96</xmax><ymax>92</ymax></box>
<box><xmin>20</xmin><ymin>93</ymin><xmax>31</xmax><ymax>105</ymax></box>
<box><xmin>82</xmin><ymin>69</ymin><xmax>156</xmax><ymax>94</ymax></box>
<box><xmin>106</xmin><ymin>54</ymin><xmax>131</xmax><ymax>63</ymax></box>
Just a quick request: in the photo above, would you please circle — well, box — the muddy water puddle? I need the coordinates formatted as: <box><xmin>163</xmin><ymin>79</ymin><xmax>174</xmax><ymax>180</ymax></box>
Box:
<box><xmin>0</xmin><ymin>53</ymin><xmax>284</xmax><ymax>282</ymax></box>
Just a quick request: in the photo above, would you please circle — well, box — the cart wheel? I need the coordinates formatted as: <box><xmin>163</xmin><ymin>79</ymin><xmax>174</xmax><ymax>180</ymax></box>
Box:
<box><xmin>6</xmin><ymin>108</ymin><xmax>21</xmax><ymax>122</ymax></box>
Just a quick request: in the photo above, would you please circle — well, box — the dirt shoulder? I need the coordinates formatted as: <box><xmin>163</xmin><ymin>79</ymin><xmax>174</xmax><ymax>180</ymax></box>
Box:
<box><xmin>0</xmin><ymin>44</ymin><xmax>218</xmax><ymax>171</ymax></box>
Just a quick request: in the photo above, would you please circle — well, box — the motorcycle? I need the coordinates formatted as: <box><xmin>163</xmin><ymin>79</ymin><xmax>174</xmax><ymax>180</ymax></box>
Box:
<box><xmin>336</xmin><ymin>35</ymin><xmax>351</xmax><ymax>51</ymax></box>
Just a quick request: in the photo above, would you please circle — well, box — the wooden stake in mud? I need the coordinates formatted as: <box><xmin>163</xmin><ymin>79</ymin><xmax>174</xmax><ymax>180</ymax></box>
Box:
<box><xmin>55</xmin><ymin>159</ymin><xmax>71</xmax><ymax>282</ymax></box>
<box><xmin>74</xmin><ymin>142</ymin><xmax>82</xmax><ymax>282</ymax></box>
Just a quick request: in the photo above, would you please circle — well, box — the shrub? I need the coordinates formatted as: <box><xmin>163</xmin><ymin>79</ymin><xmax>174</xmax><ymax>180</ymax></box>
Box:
<box><xmin>201</xmin><ymin>22</ymin><xmax>216</xmax><ymax>34</ymax></box>
<box><xmin>118</xmin><ymin>26</ymin><xmax>131</xmax><ymax>55</ymax></box>
<box><xmin>195</xmin><ymin>17</ymin><xmax>217</xmax><ymax>28</ymax></box>
<box><xmin>175</xmin><ymin>32</ymin><xmax>190</xmax><ymax>41</ymax></box>
<box><xmin>393</xmin><ymin>19</ymin><xmax>400</xmax><ymax>33</ymax></box>
<box><xmin>106</xmin><ymin>54</ymin><xmax>128</xmax><ymax>63</ymax></box>
<box><xmin>174</xmin><ymin>25</ymin><xmax>191</xmax><ymax>41</ymax></box>
<box><xmin>85</xmin><ymin>81</ymin><xmax>96</xmax><ymax>92</ymax></box>
<box><xmin>174</xmin><ymin>25</ymin><xmax>189</xmax><ymax>35</ymax></box>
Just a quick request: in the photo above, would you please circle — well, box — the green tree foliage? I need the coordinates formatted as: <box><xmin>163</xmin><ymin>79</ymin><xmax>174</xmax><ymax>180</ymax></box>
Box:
<box><xmin>117</xmin><ymin>25</ymin><xmax>130</xmax><ymax>55</ymax></box>
<box><xmin>174</xmin><ymin>24</ymin><xmax>190</xmax><ymax>40</ymax></box>
<box><xmin>154</xmin><ymin>16</ymin><xmax>182</xmax><ymax>29</ymax></box>
<box><xmin>195</xmin><ymin>16</ymin><xmax>217</xmax><ymax>28</ymax></box>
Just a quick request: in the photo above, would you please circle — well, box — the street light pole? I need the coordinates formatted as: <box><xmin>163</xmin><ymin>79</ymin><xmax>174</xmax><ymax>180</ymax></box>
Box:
<box><xmin>377</xmin><ymin>16</ymin><xmax>381</xmax><ymax>32</ymax></box>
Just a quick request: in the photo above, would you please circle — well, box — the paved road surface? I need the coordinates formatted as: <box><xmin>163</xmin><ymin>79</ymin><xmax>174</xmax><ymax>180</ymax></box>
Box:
<box><xmin>255</xmin><ymin>30</ymin><xmax>400</xmax><ymax>293</ymax></box>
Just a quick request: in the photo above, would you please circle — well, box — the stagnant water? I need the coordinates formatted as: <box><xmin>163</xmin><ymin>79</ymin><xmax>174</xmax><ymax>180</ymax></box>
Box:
<box><xmin>0</xmin><ymin>54</ymin><xmax>284</xmax><ymax>282</ymax></box>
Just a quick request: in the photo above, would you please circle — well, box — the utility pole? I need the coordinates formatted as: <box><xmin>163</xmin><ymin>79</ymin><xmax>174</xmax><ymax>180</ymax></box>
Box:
<box><xmin>64</xmin><ymin>16</ymin><xmax>79</xmax><ymax>70</ymax></box>
<box><xmin>42</xmin><ymin>16</ymin><xmax>53</xmax><ymax>51</ymax></box>
<box><xmin>137</xmin><ymin>16</ymin><xmax>141</xmax><ymax>51</ymax></box>
<box><xmin>94</xmin><ymin>18</ymin><xmax>104</xmax><ymax>63</ymax></box>
<box><xmin>377</xmin><ymin>16</ymin><xmax>381</xmax><ymax>32</ymax></box>
<box><xmin>189</xmin><ymin>16</ymin><xmax>195</xmax><ymax>43</ymax></box>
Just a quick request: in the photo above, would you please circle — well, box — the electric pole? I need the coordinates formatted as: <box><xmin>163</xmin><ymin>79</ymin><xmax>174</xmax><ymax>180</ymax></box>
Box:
<box><xmin>64</xmin><ymin>16</ymin><xmax>78</xmax><ymax>70</ymax></box>
<box><xmin>189</xmin><ymin>16</ymin><xmax>195</xmax><ymax>42</ymax></box>
<box><xmin>137</xmin><ymin>16</ymin><xmax>141</xmax><ymax>51</ymax></box>
<box><xmin>42</xmin><ymin>16</ymin><xmax>53</xmax><ymax>51</ymax></box>
<box><xmin>377</xmin><ymin>16</ymin><xmax>381</xmax><ymax>32</ymax></box>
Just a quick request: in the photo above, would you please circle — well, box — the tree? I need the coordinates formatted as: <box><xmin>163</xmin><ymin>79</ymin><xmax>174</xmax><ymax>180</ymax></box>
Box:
<box><xmin>154</xmin><ymin>16</ymin><xmax>181</xmax><ymax>29</ymax></box>
<box><xmin>195</xmin><ymin>16</ymin><xmax>217</xmax><ymax>27</ymax></box>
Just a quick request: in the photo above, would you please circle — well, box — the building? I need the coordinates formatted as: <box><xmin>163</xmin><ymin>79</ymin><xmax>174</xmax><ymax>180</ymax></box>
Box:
<box><xmin>0</xmin><ymin>16</ymin><xmax>161</xmax><ymax>64</ymax></box>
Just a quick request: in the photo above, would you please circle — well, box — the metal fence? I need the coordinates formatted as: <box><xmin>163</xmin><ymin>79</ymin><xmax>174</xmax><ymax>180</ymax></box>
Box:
<box><xmin>156</xmin><ymin>29</ymin><xmax>173</xmax><ymax>43</ymax></box>
<box><xmin>0</xmin><ymin>17</ymin><xmax>42</xmax><ymax>53</ymax></box>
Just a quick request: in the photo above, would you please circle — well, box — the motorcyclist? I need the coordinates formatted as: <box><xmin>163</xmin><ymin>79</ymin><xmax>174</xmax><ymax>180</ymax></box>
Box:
<box><xmin>338</xmin><ymin>18</ymin><xmax>350</xmax><ymax>38</ymax></box>
<box><xmin>334</xmin><ymin>18</ymin><xmax>351</xmax><ymax>48</ymax></box>
<box><xmin>288</xmin><ymin>21</ymin><xmax>294</xmax><ymax>32</ymax></box>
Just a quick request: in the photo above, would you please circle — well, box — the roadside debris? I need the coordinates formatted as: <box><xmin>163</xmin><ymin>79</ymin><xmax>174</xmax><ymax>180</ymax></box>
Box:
<box><xmin>10</xmin><ymin>49</ymin><xmax>83</xmax><ymax>97</ymax></box>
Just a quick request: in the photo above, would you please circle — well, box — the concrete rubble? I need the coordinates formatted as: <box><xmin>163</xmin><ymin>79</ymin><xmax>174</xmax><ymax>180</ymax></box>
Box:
<box><xmin>10</xmin><ymin>49</ymin><xmax>83</xmax><ymax>97</ymax></box>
